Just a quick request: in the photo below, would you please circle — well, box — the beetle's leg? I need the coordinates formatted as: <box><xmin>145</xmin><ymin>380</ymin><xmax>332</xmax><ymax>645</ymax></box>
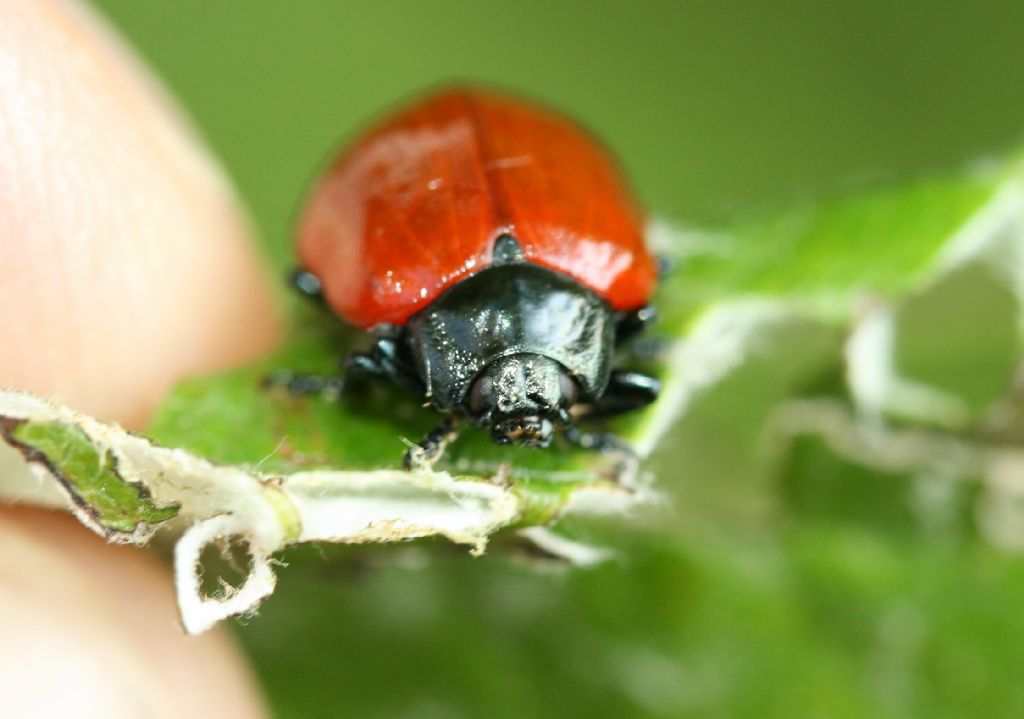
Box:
<box><xmin>614</xmin><ymin>305</ymin><xmax>657</xmax><ymax>346</ymax></box>
<box><xmin>403</xmin><ymin>415</ymin><xmax>458</xmax><ymax>470</ymax></box>
<box><xmin>583</xmin><ymin>369</ymin><xmax>661</xmax><ymax>420</ymax></box>
<box><xmin>265</xmin><ymin>336</ymin><xmax>423</xmax><ymax>400</ymax></box>
<box><xmin>288</xmin><ymin>267</ymin><xmax>325</xmax><ymax>304</ymax></box>
<box><xmin>262</xmin><ymin>369</ymin><xmax>345</xmax><ymax>399</ymax></box>
<box><xmin>563</xmin><ymin>425</ymin><xmax>633</xmax><ymax>454</ymax></box>
<box><xmin>563</xmin><ymin>424</ymin><xmax>641</xmax><ymax>485</ymax></box>
<box><xmin>561</xmin><ymin>369</ymin><xmax>658</xmax><ymax>482</ymax></box>
<box><xmin>344</xmin><ymin>337</ymin><xmax>425</xmax><ymax>396</ymax></box>
<box><xmin>558</xmin><ymin>370</ymin><xmax>659</xmax><ymax>453</ymax></box>
<box><xmin>615</xmin><ymin>305</ymin><xmax>667</xmax><ymax>363</ymax></box>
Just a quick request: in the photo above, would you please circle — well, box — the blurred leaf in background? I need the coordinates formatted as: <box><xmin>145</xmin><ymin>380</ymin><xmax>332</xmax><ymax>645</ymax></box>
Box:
<box><xmin>87</xmin><ymin>1</ymin><xmax>1024</xmax><ymax>717</ymax></box>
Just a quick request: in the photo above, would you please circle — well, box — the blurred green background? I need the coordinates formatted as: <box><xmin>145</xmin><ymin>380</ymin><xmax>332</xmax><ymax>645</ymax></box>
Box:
<box><xmin>92</xmin><ymin>2</ymin><xmax>1024</xmax><ymax>717</ymax></box>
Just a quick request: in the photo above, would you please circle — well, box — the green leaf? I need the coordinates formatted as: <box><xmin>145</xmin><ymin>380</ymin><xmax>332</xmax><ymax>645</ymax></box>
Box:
<box><xmin>0</xmin><ymin>389</ymin><xmax>647</xmax><ymax>633</ymax></box>
<box><xmin>0</xmin><ymin>417</ymin><xmax>179</xmax><ymax>534</ymax></box>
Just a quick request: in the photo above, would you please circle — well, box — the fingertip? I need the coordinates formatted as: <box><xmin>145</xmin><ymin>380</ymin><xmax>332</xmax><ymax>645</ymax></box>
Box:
<box><xmin>0</xmin><ymin>0</ymin><xmax>282</xmax><ymax>428</ymax></box>
<box><xmin>0</xmin><ymin>506</ymin><xmax>270</xmax><ymax>718</ymax></box>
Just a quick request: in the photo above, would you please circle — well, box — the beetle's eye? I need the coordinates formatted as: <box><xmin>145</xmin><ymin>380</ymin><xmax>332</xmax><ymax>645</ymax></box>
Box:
<box><xmin>558</xmin><ymin>373</ymin><xmax>578</xmax><ymax>407</ymax></box>
<box><xmin>468</xmin><ymin>375</ymin><xmax>493</xmax><ymax>414</ymax></box>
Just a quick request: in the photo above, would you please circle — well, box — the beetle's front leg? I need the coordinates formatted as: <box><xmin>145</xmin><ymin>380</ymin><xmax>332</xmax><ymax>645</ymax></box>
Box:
<box><xmin>264</xmin><ymin>336</ymin><xmax>423</xmax><ymax>401</ymax></box>
<box><xmin>614</xmin><ymin>305</ymin><xmax>657</xmax><ymax>346</ymax></box>
<box><xmin>345</xmin><ymin>337</ymin><xmax>425</xmax><ymax>396</ymax></box>
<box><xmin>563</xmin><ymin>424</ymin><xmax>640</xmax><ymax>486</ymax></box>
<box><xmin>563</xmin><ymin>425</ymin><xmax>633</xmax><ymax>454</ymax></box>
<box><xmin>262</xmin><ymin>369</ymin><xmax>345</xmax><ymax>399</ymax></box>
<box><xmin>584</xmin><ymin>369</ymin><xmax>660</xmax><ymax>420</ymax></box>
<box><xmin>615</xmin><ymin>306</ymin><xmax>666</xmax><ymax>363</ymax></box>
<box><xmin>403</xmin><ymin>415</ymin><xmax>459</xmax><ymax>470</ymax></box>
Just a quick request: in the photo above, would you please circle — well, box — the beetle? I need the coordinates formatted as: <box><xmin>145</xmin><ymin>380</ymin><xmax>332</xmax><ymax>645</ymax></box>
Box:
<box><xmin>279</xmin><ymin>88</ymin><xmax>661</xmax><ymax>467</ymax></box>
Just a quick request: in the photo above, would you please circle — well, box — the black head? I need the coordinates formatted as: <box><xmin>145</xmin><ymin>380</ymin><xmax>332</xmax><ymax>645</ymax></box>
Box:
<box><xmin>465</xmin><ymin>353</ymin><xmax>576</xmax><ymax>448</ymax></box>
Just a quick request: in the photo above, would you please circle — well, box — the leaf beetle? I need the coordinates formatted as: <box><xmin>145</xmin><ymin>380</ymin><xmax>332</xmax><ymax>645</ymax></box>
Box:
<box><xmin>279</xmin><ymin>88</ymin><xmax>661</xmax><ymax>467</ymax></box>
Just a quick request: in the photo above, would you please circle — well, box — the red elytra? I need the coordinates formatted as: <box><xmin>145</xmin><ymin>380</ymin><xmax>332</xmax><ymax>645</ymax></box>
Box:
<box><xmin>297</xmin><ymin>89</ymin><xmax>657</xmax><ymax>329</ymax></box>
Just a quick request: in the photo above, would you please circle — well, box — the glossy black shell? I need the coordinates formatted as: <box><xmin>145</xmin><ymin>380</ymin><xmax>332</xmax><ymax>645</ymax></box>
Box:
<box><xmin>405</xmin><ymin>262</ymin><xmax>614</xmax><ymax>414</ymax></box>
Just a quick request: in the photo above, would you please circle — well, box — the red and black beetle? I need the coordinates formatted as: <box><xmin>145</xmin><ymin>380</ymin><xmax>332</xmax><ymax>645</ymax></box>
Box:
<box><xmin>281</xmin><ymin>88</ymin><xmax>660</xmax><ymax>466</ymax></box>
